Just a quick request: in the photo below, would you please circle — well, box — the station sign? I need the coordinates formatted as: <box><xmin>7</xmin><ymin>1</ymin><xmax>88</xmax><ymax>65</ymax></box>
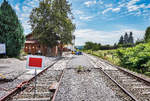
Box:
<box><xmin>26</xmin><ymin>55</ymin><xmax>45</xmax><ymax>70</ymax></box>
<box><xmin>0</xmin><ymin>43</ymin><xmax>6</xmax><ymax>54</ymax></box>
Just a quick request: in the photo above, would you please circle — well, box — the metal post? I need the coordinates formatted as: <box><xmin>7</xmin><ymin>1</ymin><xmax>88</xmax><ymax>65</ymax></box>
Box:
<box><xmin>34</xmin><ymin>69</ymin><xmax>37</xmax><ymax>98</ymax></box>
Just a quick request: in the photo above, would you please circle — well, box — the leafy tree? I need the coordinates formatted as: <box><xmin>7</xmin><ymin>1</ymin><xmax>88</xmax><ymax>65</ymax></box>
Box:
<box><xmin>84</xmin><ymin>42</ymin><xmax>101</xmax><ymax>51</ymax></box>
<box><xmin>118</xmin><ymin>35</ymin><xmax>124</xmax><ymax>44</ymax></box>
<box><xmin>29</xmin><ymin>0</ymin><xmax>75</xmax><ymax>56</ymax></box>
<box><xmin>144</xmin><ymin>26</ymin><xmax>150</xmax><ymax>42</ymax></box>
<box><xmin>92</xmin><ymin>43</ymin><xmax>101</xmax><ymax>51</ymax></box>
<box><xmin>0</xmin><ymin>0</ymin><xmax>25</xmax><ymax>57</ymax></box>
<box><xmin>52</xmin><ymin>0</ymin><xmax>75</xmax><ymax>55</ymax></box>
<box><xmin>29</xmin><ymin>0</ymin><xmax>58</xmax><ymax>48</ymax></box>
<box><xmin>136</xmin><ymin>38</ymin><xmax>145</xmax><ymax>45</ymax></box>
<box><xmin>84</xmin><ymin>42</ymin><xmax>94</xmax><ymax>50</ymax></box>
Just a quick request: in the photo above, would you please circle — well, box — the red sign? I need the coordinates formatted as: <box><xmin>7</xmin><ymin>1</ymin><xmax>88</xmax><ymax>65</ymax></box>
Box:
<box><xmin>27</xmin><ymin>55</ymin><xmax>45</xmax><ymax>70</ymax></box>
<box><xmin>29</xmin><ymin>58</ymin><xmax>42</xmax><ymax>68</ymax></box>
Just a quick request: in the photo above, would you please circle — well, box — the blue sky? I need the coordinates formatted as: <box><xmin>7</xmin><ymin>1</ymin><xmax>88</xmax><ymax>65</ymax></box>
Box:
<box><xmin>0</xmin><ymin>0</ymin><xmax>150</xmax><ymax>45</ymax></box>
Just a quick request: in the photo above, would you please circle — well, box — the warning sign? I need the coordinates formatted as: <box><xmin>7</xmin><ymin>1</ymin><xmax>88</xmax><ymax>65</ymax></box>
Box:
<box><xmin>26</xmin><ymin>55</ymin><xmax>45</xmax><ymax>70</ymax></box>
<box><xmin>0</xmin><ymin>43</ymin><xmax>6</xmax><ymax>54</ymax></box>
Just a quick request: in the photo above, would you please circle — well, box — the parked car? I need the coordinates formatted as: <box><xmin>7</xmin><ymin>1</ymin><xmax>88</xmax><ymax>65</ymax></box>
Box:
<box><xmin>75</xmin><ymin>51</ymin><xmax>83</xmax><ymax>55</ymax></box>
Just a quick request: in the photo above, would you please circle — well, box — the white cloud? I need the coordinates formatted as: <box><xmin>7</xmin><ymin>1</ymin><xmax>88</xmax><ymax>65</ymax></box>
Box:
<box><xmin>14</xmin><ymin>4</ymin><xmax>20</xmax><ymax>12</ymax></box>
<box><xmin>102</xmin><ymin>8</ymin><xmax>112</xmax><ymax>14</ymax></box>
<box><xmin>105</xmin><ymin>4</ymin><xmax>113</xmax><ymax>8</ymax></box>
<box><xmin>98</xmin><ymin>1</ymin><xmax>103</xmax><ymax>5</ymax></box>
<box><xmin>74</xmin><ymin>10</ymin><xmax>94</xmax><ymax>21</ymax></box>
<box><xmin>112</xmin><ymin>8</ymin><xmax>120</xmax><ymax>12</ymax></box>
<box><xmin>79</xmin><ymin>16</ymin><xmax>94</xmax><ymax>20</ymax></box>
<box><xmin>74</xmin><ymin>10</ymin><xmax>84</xmax><ymax>15</ymax></box>
<box><xmin>128</xmin><ymin>5</ymin><xmax>139</xmax><ymax>12</ymax></box>
<box><xmin>127</xmin><ymin>0</ymin><xmax>140</xmax><ymax>12</ymax></box>
<box><xmin>16</xmin><ymin>0</ymin><xmax>40</xmax><ymax>35</ymax></box>
<box><xmin>74</xmin><ymin>28</ymin><xmax>144</xmax><ymax>45</ymax></box>
<box><xmin>102</xmin><ymin>7</ymin><xmax>120</xmax><ymax>14</ymax></box>
<box><xmin>84</xmin><ymin>0</ymin><xmax>97</xmax><ymax>7</ymax></box>
<box><xmin>22</xmin><ymin>6</ymin><xmax>31</xmax><ymax>12</ymax></box>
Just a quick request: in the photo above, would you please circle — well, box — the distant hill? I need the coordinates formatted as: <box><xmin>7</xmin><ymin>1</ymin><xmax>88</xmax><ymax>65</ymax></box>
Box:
<box><xmin>75</xmin><ymin>46</ymin><xmax>84</xmax><ymax>50</ymax></box>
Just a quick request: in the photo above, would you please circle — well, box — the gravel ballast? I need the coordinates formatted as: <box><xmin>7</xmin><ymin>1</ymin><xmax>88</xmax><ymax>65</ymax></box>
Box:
<box><xmin>0</xmin><ymin>57</ymin><xmax>58</xmax><ymax>99</ymax></box>
<box><xmin>55</xmin><ymin>68</ymin><xmax>121</xmax><ymax>101</ymax></box>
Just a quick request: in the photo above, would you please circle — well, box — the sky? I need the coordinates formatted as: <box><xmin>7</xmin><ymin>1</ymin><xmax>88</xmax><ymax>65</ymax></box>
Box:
<box><xmin>0</xmin><ymin>0</ymin><xmax>150</xmax><ymax>45</ymax></box>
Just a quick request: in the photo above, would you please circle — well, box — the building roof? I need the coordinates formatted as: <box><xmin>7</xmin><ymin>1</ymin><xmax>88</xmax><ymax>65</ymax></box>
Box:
<box><xmin>25</xmin><ymin>40</ymin><xmax>38</xmax><ymax>44</ymax></box>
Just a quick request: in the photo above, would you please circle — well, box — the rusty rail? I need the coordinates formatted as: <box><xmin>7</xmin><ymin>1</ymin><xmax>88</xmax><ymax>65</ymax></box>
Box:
<box><xmin>0</xmin><ymin>59</ymin><xmax>60</xmax><ymax>101</ymax></box>
<box><xmin>51</xmin><ymin>69</ymin><xmax>64</xmax><ymax>101</ymax></box>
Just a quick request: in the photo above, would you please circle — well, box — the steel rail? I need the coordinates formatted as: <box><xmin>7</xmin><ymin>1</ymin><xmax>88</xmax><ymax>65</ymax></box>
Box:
<box><xmin>0</xmin><ymin>58</ymin><xmax>61</xmax><ymax>101</ymax></box>
<box><xmin>51</xmin><ymin>55</ymin><xmax>74</xmax><ymax>101</ymax></box>
<box><xmin>89</xmin><ymin>55</ymin><xmax>139</xmax><ymax>101</ymax></box>
<box><xmin>51</xmin><ymin>69</ymin><xmax>64</xmax><ymax>101</ymax></box>
<box><xmin>100</xmin><ymin>58</ymin><xmax>150</xmax><ymax>86</ymax></box>
<box><xmin>99</xmin><ymin>68</ymin><xmax>139</xmax><ymax>101</ymax></box>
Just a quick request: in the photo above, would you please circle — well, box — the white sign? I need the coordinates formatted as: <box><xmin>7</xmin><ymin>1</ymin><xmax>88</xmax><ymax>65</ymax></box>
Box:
<box><xmin>26</xmin><ymin>55</ymin><xmax>45</xmax><ymax>70</ymax></box>
<box><xmin>0</xmin><ymin>43</ymin><xmax>6</xmax><ymax>54</ymax></box>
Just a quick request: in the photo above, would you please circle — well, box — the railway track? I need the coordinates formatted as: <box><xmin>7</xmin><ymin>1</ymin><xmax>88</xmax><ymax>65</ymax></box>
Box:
<box><xmin>0</xmin><ymin>58</ymin><xmax>63</xmax><ymax>101</ymax></box>
<box><xmin>88</xmin><ymin>54</ymin><xmax>150</xmax><ymax>101</ymax></box>
<box><xmin>12</xmin><ymin>70</ymin><xmax>63</xmax><ymax>101</ymax></box>
<box><xmin>2</xmin><ymin>54</ymin><xmax>150</xmax><ymax>101</ymax></box>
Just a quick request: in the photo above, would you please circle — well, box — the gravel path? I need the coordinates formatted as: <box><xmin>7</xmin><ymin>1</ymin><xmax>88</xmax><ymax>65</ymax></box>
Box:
<box><xmin>49</xmin><ymin>54</ymin><xmax>73</xmax><ymax>70</ymax></box>
<box><xmin>55</xmin><ymin>69</ymin><xmax>121</xmax><ymax>101</ymax></box>
<box><xmin>67</xmin><ymin>55</ymin><xmax>93</xmax><ymax>69</ymax></box>
<box><xmin>55</xmin><ymin>55</ymin><xmax>122</xmax><ymax>101</ymax></box>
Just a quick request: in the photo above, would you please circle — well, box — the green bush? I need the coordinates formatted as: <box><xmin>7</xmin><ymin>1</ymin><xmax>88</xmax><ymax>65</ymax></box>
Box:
<box><xmin>145</xmin><ymin>72</ymin><xmax>150</xmax><ymax>76</ymax></box>
<box><xmin>116</xmin><ymin>43</ymin><xmax>150</xmax><ymax>73</ymax></box>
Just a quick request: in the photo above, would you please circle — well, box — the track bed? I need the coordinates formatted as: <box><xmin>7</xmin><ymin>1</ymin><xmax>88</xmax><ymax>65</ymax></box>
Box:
<box><xmin>55</xmin><ymin>68</ymin><xmax>123</xmax><ymax>101</ymax></box>
<box><xmin>12</xmin><ymin>70</ymin><xmax>62</xmax><ymax>101</ymax></box>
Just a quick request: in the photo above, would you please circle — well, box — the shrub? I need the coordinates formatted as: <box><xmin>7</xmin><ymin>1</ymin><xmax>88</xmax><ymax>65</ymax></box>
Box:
<box><xmin>116</xmin><ymin>43</ymin><xmax>150</xmax><ymax>73</ymax></box>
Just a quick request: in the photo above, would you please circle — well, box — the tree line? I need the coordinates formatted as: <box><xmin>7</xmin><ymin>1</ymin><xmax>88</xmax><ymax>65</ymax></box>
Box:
<box><xmin>118</xmin><ymin>32</ymin><xmax>134</xmax><ymax>46</ymax></box>
<box><xmin>84</xmin><ymin>26</ymin><xmax>150</xmax><ymax>51</ymax></box>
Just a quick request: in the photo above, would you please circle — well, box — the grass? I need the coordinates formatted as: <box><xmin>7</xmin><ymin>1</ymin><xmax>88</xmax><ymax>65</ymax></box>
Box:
<box><xmin>85</xmin><ymin>50</ymin><xmax>120</xmax><ymax>66</ymax></box>
<box><xmin>84</xmin><ymin>49</ymin><xmax>150</xmax><ymax>77</ymax></box>
<box><xmin>76</xmin><ymin>65</ymin><xmax>85</xmax><ymax>73</ymax></box>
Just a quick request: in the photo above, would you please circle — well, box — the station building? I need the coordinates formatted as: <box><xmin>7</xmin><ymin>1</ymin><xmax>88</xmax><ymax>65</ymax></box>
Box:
<box><xmin>24</xmin><ymin>33</ymin><xmax>60</xmax><ymax>56</ymax></box>
<box><xmin>24</xmin><ymin>34</ymin><xmax>75</xmax><ymax>56</ymax></box>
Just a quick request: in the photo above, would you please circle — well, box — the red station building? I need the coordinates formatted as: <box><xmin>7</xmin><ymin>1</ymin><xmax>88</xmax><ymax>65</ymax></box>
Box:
<box><xmin>24</xmin><ymin>34</ymin><xmax>61</xmax><ymax>56</ymax></box>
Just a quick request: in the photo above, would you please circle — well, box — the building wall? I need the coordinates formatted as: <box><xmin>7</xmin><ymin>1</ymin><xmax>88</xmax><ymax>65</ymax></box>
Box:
<box><xmin>24</xmin><ymin>34</ymin><xmax>58</xmax><ymax>56</ymax></box>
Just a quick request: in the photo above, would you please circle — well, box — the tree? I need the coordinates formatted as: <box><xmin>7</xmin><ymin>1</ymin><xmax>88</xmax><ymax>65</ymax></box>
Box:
<box><xmin>113</xmin><ymin>43</ymin><xmax>117</xmax><ymax>49</ymax></box>
<box><xmin>84</xmin><ymin>42</ymin><xmax>94</xmax><ymax>50</ymax></box>
<box><xmin>0</xmin><ymin>0</ymin><xmax>25</xmax><ymax>57</ymax></box>
<box><xmin>52</xmin><ymin>0</ymin><xmax>75</xmax><ymax>55</ymax></box>
<box><xmin>135</xmin><ymin>38</ymin><xmax>145</xmax><ymax>45</ymax></box>
<box><xmin>144</xmin><ymin>26</ymin><xmax>150</xmax><ymax>42</ymax></box>
<box><xmin>29</xmin><ymin>0</ymin><xmax>75</xmax><ymax>56</ymax></box>
<box><xmin>29</xmin><ymin>0</ymin><xmax>58</xmax><ymax>48</ymax></box>
<box><xmin>124</xmin><ymin>32</ymin><xmax>128</xmax><ymax>44</ymax></box>
<box><xmin>118</xmin><ymin>35</ymin><xmax>124</xmax><ymax>44</ymax></box>
<box><xmin>128</xmin><ymin>32</ymin><xmax>134</xmax><ymax>44</ymax></box>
